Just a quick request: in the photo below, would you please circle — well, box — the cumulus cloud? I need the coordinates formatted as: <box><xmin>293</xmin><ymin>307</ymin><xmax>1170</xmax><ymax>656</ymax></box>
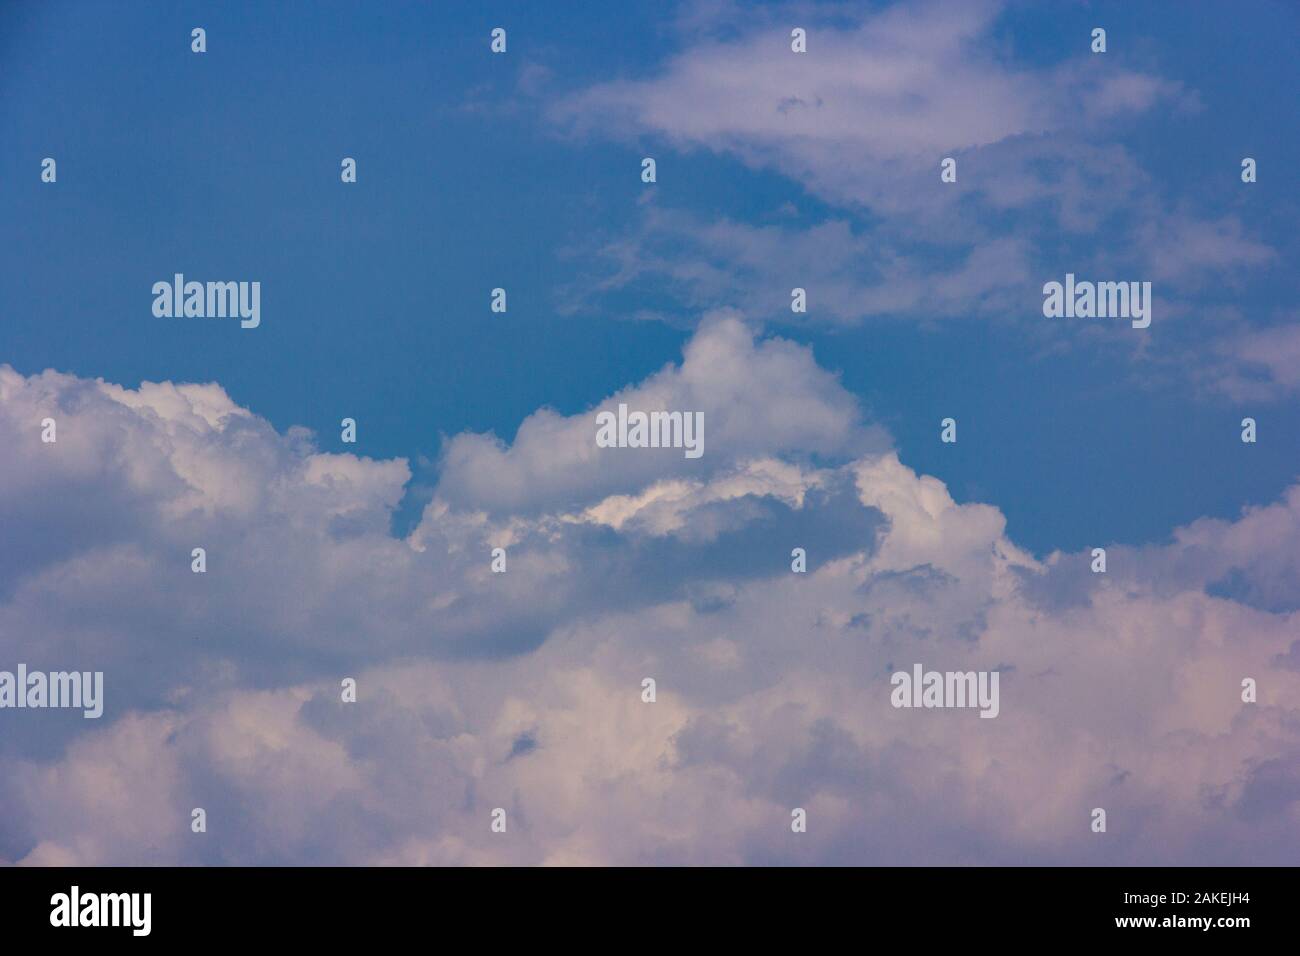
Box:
<box><xmin>1</xmin><ymin>323</ymin><xmax>1296</xmax><ymax>865</ymax></box>
<box><xmin>0</xmin><ymin>318</ymin><xmax>879</xmax><ymax>725</ymax></box>
<box><xmin>432</xmin><ymin>311</ymin><xmax>886</xmax><ymax>512</ymax></box>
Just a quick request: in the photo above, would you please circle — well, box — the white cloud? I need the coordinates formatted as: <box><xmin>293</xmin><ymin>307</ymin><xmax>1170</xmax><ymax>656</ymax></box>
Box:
<box><xmin>431</xmin><ymin>312</ymin><xmax>885</xmax><ymax>513</ymax></box>
<box><xmin>2</xmin><ymin>341</ymin><xmax>1296</xmax><ymax>865</ymax></box>
<box><xmin>1209</xmin><ymin>322</ymin><xmax>1300</xmax><ymax>401</ymax></box>
<box><xmin>567</xmin><ymin>208</ymin><xmax>1035</xmax><ymax>325</ymax></box>
<box><xmin>552</xmin><ymin>0</ymin><xmax>1187</xmax><ymax>217</ymax></box>
<box><xmin>551</xmin><ymin>0</ymin><xmax>1275</xmax><ymax>342</ymax></box>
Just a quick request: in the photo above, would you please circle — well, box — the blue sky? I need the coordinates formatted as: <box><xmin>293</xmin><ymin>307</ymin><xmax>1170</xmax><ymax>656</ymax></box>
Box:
<box><xmin>1</xmin><ymin>1</ymin><xmax>1297</xmax><ymax>865</ymax></box>
<box><xmin>4</xmin><ymin>0</ymin><xmax>1296</xmax><ymax>554</ymax></box>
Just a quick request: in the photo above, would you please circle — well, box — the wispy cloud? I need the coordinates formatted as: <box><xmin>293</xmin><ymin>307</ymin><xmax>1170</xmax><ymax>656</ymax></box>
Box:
<box><xmin>551</xmin><ymin>0</ymin><xmax>1277</xmax><ymax>346</ymax></box>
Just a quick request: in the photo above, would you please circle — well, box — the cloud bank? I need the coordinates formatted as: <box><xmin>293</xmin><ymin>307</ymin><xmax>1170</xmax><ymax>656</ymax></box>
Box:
<box><xmin>2</xmin><ymin>316</ymin><xmax>1296</xmax><ymax>865</ymax></box>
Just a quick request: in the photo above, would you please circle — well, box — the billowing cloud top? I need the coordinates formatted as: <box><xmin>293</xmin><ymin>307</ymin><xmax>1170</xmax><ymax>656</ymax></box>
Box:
<box><xmin>2</xmin><ymin>314</ymin><xmax>1296</xmax><ymax>865</ymax></box>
